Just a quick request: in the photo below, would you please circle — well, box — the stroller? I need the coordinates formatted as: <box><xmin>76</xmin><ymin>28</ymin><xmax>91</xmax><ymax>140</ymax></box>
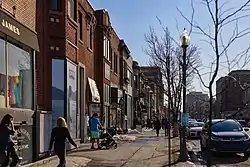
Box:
<box><xmin>100</xmin><ymin>127</ymin><xmax>118</xmax><ymax>149</ymax></box>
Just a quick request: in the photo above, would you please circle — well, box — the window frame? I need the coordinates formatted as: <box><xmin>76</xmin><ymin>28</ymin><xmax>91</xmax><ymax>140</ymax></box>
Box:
<box><xmin>103</xmin><ymin>35</ymin><xmax>110</xmax><ymax>61</ymax></box>
<box><xmin>114</xmin><ymin>53</ymin><xmax>118</xmax><ymax>74</ymax></box>
<box><xmin>104</xmin><ymin>62</ymin><xmax>110</xmax><ymax>80</ymax></box>
<box><xmin>78</xmin><ymin>11</ymin><xmax>83</xmax><ymax>41</ymax></box>
<box><xmin>87</xmin><ymin>18</ymin><xmax>93</xmax><ymax>49</ymax></box>
<box><xmin>0</xmin><ymin>36</ymin><xmax>34</xmax><ymax>110</ymax></box>
<box><xmin>68</xmin><ymin>0</ymin><xmax>76</xmax><ymax>20</ymax></box>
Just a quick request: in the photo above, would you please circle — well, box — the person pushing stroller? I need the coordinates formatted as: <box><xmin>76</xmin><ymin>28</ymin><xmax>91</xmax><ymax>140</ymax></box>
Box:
<box><xmin>89</xmin><ymin>113</ymin><xmax>103</xmax><ymax>149</ymax></box>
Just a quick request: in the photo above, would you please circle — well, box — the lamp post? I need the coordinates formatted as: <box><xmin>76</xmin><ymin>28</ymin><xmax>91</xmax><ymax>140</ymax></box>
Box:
<box><xmin>179</xmin><ymin>28</ymin><xmax>190</xmax><ymax>162</ymax></box>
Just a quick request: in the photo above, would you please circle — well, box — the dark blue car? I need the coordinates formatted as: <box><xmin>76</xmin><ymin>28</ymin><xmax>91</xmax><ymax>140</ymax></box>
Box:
<box><xmin>200</xmin><ymin>119</ymin><xmax>250</xmax><ymax>157</ymax></box>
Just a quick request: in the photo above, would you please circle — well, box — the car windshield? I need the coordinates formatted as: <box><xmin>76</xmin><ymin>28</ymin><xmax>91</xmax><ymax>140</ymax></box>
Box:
<box><xmin>190</xmin><ymin>122</ymin><xmax>204</xmax><ymax>127</ymax></box>
<box><xmin>212</xmin><ymin>120</ymin><xmax>242</xmax><ymax>132</ymax></box>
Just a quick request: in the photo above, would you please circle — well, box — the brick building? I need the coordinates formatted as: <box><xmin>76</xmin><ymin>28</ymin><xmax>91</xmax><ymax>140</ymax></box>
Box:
<box><xmin>36</xmin><ymin>0</ymin><xmax>100</xmax><ymax>155</ymax></box>
<box><xmin>94</xmin><ymin>9</ymin><xmax>112</xmax><ymax>128</ymax></box>
<box><xmin>140</xmin><ymin>66</ymin><xmax>164</xmax><ymax>120</ymax></box>
<box><xmin>119</xmin><ymin>39</ymin><xmax>134</xmax><ymax>129</ymax></box>
<box><xmin>0</xmin><ymin>0</ymin><xmax>39</xmax><ymax>164</ymax></box>
<box><xmin>216</xmin><ymin>70</ymin><xmax>250</xmax><ymax>118</ymax></box>
<box><xmin>110</xmin><ymin>29</ymin><xmax>123</xmax><ymax>128</ymax></box>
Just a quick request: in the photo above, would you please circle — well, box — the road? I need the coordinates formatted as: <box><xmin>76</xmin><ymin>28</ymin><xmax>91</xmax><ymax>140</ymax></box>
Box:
<box><xmin>188</xmin><ymin>138</ymin><xmax>250</xmax><ymax>167</ymax></box>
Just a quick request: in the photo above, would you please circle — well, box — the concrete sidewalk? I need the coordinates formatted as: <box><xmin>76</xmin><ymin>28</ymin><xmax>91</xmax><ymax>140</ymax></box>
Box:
<box><xmin>22</xmin><ymin>132</ymin><xmax>181</xmax><ymax>167</ymax></box>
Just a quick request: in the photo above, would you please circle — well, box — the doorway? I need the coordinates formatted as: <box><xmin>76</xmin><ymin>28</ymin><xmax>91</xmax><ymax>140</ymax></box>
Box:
<box><xmin>78</xmin><ymin>64</ymin><xmax>86</xmax><ymax>141</ymax></box>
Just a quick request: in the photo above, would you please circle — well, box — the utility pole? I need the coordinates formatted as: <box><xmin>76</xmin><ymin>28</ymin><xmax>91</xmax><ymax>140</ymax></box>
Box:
<box><xmin>179</xmin><ymin>28</ymin><xmax>190</xmax><ymax>162</ymax></box>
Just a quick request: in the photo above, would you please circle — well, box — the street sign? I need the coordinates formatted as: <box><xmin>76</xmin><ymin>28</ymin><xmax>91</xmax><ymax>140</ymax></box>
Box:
<box><xmin>181</xmin><ymin>113</ymin><xmax>189</xmax><ymax>126</ymax></box>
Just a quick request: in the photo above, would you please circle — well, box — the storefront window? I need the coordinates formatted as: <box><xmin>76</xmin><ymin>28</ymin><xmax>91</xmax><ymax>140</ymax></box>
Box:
<box><xmin>0</xmin><ymin>39</ymin><xmax>5</xmax><ymax>108</ymax></box>
<box><xmin>52</xmin><ymin>59</ymin><xmax>65</xmax><ymax>128</ymax></box>
<box><xmin>67</xmin><ymin>60</ymin><xmax>77</xmax><ymax>138</ymax></box>
<box><xmin>8</xmin><ymin>42</ymin><xmax>33</xmax><ymax>109</ymax></box>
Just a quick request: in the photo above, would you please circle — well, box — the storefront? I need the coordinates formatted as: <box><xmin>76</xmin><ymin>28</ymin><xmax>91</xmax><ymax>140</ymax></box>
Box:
<box><xmin>0</xmin><ymin>10</ymin><xmax>39</xmax><ymax>164</ymax></box>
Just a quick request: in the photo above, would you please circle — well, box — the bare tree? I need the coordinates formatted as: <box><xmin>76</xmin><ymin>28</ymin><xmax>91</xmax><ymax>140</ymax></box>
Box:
<box><xmin>144</xmin><ymin>26</ymin><xmax>201</xmax><ymax>136</ymax></box>
<box><xmin>178</xmin><ymin>0</ymin><xmax>250</xmax><ymax>165</ymax></box>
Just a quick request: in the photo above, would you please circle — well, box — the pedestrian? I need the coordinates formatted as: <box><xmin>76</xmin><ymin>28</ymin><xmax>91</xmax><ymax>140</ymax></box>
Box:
<box><xmin>49</xmin><ymin>117</ymin><xmax>78</xmax><ymax>167</ymax></box>
<box><xmin>165</xmin><ymin>118</ymin><xmax>170</xmax><ymax>136</ymax></box>
<box><xmin>162</xmin><ymin>118</ymin><xmax>165</xmax><ymax>129</ymax></box>
<box><xmin>0</xmin><ymin>114</ymin><xmax>19</xmax><ymax>167</ymax></box>
<box><xmin>89</xmin><ymin>113</ymin><xmax>103</xmax><ymax>149</ymax></box>
<box><xmin>153</xmin><ymin>118</ymin><xmax>161</xmax><ymax>137</ymax></box>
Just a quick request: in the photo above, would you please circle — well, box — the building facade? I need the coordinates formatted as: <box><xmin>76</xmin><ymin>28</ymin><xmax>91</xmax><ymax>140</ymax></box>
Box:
<box><xmin>186</xmin><ymin>92</ymin><xmax>209</xmax><ymax>119</ymax></box>
<box><xmin>94</xmin><ymin>9</ymin><xmax>112</xmax><ymax>128</ymax></box>
<box><xmin>132</xmin><ymin>61</ymin><xmax>147</xmax><ymax>127</ymax></box>
<box><xmin>0</xmin><ymin>0</ymin><xmax>39</xmax><ymax>164</ymax></box>
<box><xmin>110</xmin><ymin>28</ymin><xmax>123</xmax><ymax>128</ymax></box>
<box><xmin>216</xmin><ymin>70</ymin><xmax>250</xmax><ymax>118</ymax></box>
<box><xmin>119</xmin><ymin>40</ymin><xmax>134</xmax><ymax>129</ymax></box>
<box><xmin>140</xmin><ymin>66</ymin><xmax>164</xmax><ymax>120</ymax></box>
<box><xmin>36</xmin><ymin>0</ymin><xmax>100</xmax><ymax>156</ymax></box>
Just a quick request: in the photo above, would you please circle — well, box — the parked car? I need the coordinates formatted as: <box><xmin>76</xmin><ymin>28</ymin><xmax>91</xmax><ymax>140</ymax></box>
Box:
<box><xmin>187</xmin><ymin>122</ymin><xmax>204</xmax><ymax>138</ymax></box>
<box><xmin>189</xmin><ymin>118</ymin><xmax>197</xmax><ymax>123</ymax></box>
<box><xmin>200</xmin><ymin>119</ymin><xmax>250</xmax><ymax>157</ymax></box>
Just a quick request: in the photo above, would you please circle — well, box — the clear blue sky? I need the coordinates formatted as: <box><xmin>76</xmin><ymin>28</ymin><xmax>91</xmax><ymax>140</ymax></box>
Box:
<box><xmin>90</xmin><ymin>0</ymin><xmax>250</xmax><ymax>93</ymax></box>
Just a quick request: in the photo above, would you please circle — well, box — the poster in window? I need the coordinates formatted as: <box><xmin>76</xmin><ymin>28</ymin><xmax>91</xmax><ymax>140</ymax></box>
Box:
<box><xmin>52</xmin><ymin>59</ymin><xmax>65</xmax><ymax>128</ymax></box>
<box><xmin>67</xmin><ymin>61</ymin><xmax>77</xmax><ymax>138</ymax></box>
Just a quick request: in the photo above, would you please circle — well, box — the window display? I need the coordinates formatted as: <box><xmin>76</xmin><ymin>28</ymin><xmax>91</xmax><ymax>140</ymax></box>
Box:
<box><xmin>8</xmin><ymin>42</ymin><xmax>32</xmax><ymax>109</ymax></box>
<box><xmin>0</xmin><ymin>39</ymin><xmax>5</xmax><ymax>108</ymax></box>
<box><xmin>0</xmin><ymin>40</ymin><xmax>33</xmax><ymax>109</ymax></box>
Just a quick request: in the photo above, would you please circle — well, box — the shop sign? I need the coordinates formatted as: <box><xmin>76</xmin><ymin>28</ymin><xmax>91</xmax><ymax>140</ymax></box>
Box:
<box><xmin>1</xmin><ymin>19</ymin><xmax>20</xmax><ymax>36</ymax></box>
<box><xmin>12</xmin><ymin>125</ymin><xmax>33</xmax><ymax>165</ymax></box>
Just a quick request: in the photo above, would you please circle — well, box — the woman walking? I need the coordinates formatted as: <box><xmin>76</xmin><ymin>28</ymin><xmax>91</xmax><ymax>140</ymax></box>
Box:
<box><xmin>0</xmin><ymin>114</ymin><xmax>19</xmax><ymax>167</ymax></box>
<box><xmin>49</xmin><ymin>117</ymin><xmax>78</xmax><ymax>167</ymax></box>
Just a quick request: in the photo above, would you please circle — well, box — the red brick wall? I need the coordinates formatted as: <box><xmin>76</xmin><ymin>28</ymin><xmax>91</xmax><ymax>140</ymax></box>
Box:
<box><xmin>36</xmin><ymin>0</ymin><xmax>96</xmax><ymax>110</ymax></box>
<box><xmin>2</xmin><ymin>0</ymin><xmax>36</xmax><ymax>31</ymax></box>
<box><xmin>78</xmin><ymin>0</ymin><xmax>95</xmax><ymax>79</ymax></box>
<box><xmin>36</xmin><ymin>0</ymin><xmax>67</xmax><ymax>110</ymax></box>
<box><xmin>110</xmin><ymin>29</ymin><xmax>120</xmax><ymax>86</ymax></box>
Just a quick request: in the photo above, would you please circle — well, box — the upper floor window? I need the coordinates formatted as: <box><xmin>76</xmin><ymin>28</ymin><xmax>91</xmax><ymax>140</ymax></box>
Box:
<box><xmin>50</xmin><ymin>0</ymin><xmax>60</xmax><ymax>10</ymax></box>
<box><xmin>114</xmin><ymin>53</ymin><xmax>118</xmax><ymax>74</ymax></box>
<box><xmin>87</xmin><ymin>18</ymin><xmax>93</xmax><ymax>49</ymax></box>
<box><xmin>103</xmin><ymin>36</ymin><xmax>110</xmax><ymax>60</ymax></box>
<box><xmin>51</xmin><ymin>0</ymin><xmax>60</xmax><ymax>10</ymax></box>
<box><xmin>68</xmin><ymin>0</ymin><xmax>76</xmax><ymax>20</ymax></box>
<box><xmin>104</xmin><ymin>62</ymin><xmax>110</xmax><ymax>80</ymax></box>
<box><xmin>104</xmin><ymin>83</ymin><xmax>110</xmax><ymax>104</ymax></box>
<box><xmin>127</xmin><ymin>70</ymin><xmax>133</xmax><ymax>85</ymax></box>
<box><xmin>78</xmin><ymin>11</ymin><xmax>83</xmax><ymax>40</ymax></box>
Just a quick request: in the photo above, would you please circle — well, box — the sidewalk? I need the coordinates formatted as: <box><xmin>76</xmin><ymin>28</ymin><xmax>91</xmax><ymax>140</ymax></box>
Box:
<box><xmin>22</xmin><ymin>130</ymin><xmax>181</xmax><ymax>167</ymax></box>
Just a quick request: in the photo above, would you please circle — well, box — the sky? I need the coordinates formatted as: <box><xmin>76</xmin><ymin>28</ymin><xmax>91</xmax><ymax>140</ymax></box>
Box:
<box><xmin>89</xmin><ymin>0</ymin><xmax>250</xmax><ymax>95</ymax></box>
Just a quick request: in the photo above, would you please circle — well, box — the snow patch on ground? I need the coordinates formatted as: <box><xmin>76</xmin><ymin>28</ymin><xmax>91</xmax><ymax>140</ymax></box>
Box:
<box><xmin>113</xmin><ymin>135</ymin><xmax>137</xmax><ymax>141</ymax></box>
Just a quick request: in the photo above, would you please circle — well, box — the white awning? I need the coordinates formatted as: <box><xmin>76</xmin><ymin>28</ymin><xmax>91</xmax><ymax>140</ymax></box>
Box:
<box><xmin>88</xmin><ymin>77</ymin><xmax>100</xmax><ymax>103</ymax></box>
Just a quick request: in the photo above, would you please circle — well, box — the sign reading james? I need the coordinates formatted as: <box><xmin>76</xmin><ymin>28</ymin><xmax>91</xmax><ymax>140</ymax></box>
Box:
<box><xmin>12</xmin><ymin>125</ymin><xmax>33</xmax><ymax>165</ymax></box>
<box><xmin>1</xmin><ymin>19</ymin><xmax>20</xmax><ymax>35</ymax></box>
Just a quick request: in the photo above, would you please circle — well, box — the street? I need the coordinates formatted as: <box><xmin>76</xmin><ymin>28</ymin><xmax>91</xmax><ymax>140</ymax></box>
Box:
<box><xmin>188</xmin><ymin>138</ymin><xmax>250</xmax><ymax>167</ymax></box>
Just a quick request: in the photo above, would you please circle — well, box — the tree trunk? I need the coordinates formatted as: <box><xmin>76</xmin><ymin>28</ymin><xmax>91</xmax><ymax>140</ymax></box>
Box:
<box><xmin>172</xmin><ymin>111</ymin><xmax>179</xmax><ymax>137</ymax></box>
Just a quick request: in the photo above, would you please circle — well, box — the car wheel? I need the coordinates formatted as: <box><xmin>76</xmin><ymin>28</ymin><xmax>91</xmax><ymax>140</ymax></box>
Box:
<box><xmin>244</xmin><ymin>152</ymin><xmax>250</xmax><ymax>158</ymax></box>
<box><xmin>200</xmin><ymin>139</ymin><xmax>206</xmax><ymax>151</ymax></box>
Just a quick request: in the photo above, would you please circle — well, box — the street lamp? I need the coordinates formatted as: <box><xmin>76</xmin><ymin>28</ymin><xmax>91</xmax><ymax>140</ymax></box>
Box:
<box><xmin>179</xmin><ymin>28</ymin><xmax>190</xmax><ymax>162</ymax></box>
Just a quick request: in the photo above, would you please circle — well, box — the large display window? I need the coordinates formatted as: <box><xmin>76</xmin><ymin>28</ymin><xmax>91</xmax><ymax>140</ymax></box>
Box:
<box><xmin>0</xmin><ymin>38</ymin><xmax>33</xmax><ymax>109</ymax></box>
